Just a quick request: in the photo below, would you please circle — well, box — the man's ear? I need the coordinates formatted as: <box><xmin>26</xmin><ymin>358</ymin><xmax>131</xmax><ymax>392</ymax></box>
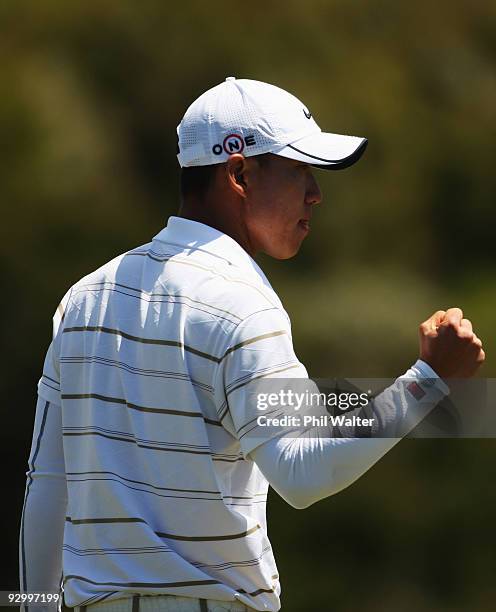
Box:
<box><xmin>226</xmin><ymin>154</ymin><xmax>250</xmax><ymax>198</ymax></box>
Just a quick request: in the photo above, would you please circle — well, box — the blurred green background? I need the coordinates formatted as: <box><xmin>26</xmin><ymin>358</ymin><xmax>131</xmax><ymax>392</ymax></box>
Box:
<box><xmin>2</xmin><ymin>1</ymin><xmax>495</xmax><ymax>610</ymax></box>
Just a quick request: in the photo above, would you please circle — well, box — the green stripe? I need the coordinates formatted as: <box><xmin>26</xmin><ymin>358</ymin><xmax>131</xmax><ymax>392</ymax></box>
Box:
<box><xmin>63</xmin><ymin>430</ymin><xmax>213</xmax><ymax>455</ymax></box>
<box><xmin>61</xmin><ymin>393</ymin><xmax>222</xmax><ymax>427</ymax></box>
<box><xmin>62</xmin><ymin>326</ymin><xmax>220</xmax><ymax>362</ymax></box>
<box><xmin>62</xmin><ymin>326</ymin><xmax>288</xmax><ymax>363</ymax></box>
<box><xmin>79</xmin><ymin>280</ymin><xmax>243</xmax><ymax>321</ymax></box>
<box><xmin>227</xmin><ymin>363</ymin><xmax>302</xmax><ymax>396</ymax></box>
<box><xmin>63</xmin><ymin>575</ymin><xmax>219</xmax><ymax>588</ymax></box>
<box><xmin>65</xmin><ymin>516</ymin><xmax>261</xmax><ymax>542</ymax></box>
<box><xmin>61</xmin><ymin>392</ymin><xmax>204</xmax><ymax>417</ymax></box>
<box><xmin>238</xmin><ymin>587</ymin><xmax>275</xmax><ymax>596</ymax></box>
<box><xmin>222</xmin><ymin>330</ymin><xmax>287</xmax><ymax>360</ymax></box>
<box><xmin>156</xmin><ymin>523</ymin><xmax>261</xmax><ymax>542</ymax></box>
<box><xmin>66</xmin><ymin>516</ymin><xmax>146</xmax><ymax>525</ymax></box>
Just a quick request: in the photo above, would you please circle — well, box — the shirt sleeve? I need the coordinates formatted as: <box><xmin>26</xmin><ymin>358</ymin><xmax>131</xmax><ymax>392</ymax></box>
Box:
<box><xmin>20</xmin><ymin>291</ymin><xmax>71</xmax><ymax>611</ymax></box>
<box><xmin>19</xmin><ymin>397</ymin><xmax>68</xmax><ymax>612</ymax></box>
<box><xmin>37</xmin><ymin>288</ymin><xmax>72</xmax><ymax>406</ymax></box>
<box><xmin>249</xmin><ymin>361</ymin><xmax>449</xmax><ymax>509</ymax></box>
<box><xmin>213</xmin><ymin>307</ymin><xmax>309</xmax><ymax>458</ymax></box>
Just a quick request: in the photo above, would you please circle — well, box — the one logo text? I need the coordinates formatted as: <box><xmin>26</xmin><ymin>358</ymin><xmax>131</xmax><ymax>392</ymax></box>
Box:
<box><xmin>212</xmin><ymin>133</ymin><xmax>256</xmax><ymax>155</ymax></box>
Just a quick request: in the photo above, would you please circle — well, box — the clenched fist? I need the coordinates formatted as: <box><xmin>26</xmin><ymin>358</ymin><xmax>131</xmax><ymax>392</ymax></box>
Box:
<box><xmin>419</xmin><ymin>308</ymin><xmax>485</xmax><ymax>378</ymax></box>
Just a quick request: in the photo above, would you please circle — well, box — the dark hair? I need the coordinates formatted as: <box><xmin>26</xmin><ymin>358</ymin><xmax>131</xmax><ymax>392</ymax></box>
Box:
<box><xmin>180</xmin><ymin>164</ymin><xmax>218</xmax><ymax>201</ymax></box>
<box><xmin>179</xmin><ymin>154</ymin><xmax>273</xmax><ymax>202</ymax></box>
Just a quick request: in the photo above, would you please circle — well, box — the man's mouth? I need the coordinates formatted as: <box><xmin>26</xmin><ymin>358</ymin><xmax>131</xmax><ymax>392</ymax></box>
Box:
<box><xmin>298</xmin><ymin>219</ymin><xmax>310</xmax><ymax>231</ymax></box>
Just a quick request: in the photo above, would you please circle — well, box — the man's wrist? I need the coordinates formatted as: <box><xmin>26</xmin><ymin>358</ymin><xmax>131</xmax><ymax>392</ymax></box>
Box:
<box><xmin>412</xmin><ymin>358</ymin><xmax>450</xmax><ymax>395</ymax></box>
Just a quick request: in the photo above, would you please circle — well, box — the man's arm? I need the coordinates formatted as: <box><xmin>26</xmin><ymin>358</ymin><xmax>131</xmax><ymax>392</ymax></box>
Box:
<box><xmin>249</xmin><ymin>360</ymin><xmax>447</xmax><ymax>509</ymax></box>
<box><xmin>249</xmin><ymin>308</ymin><xmax>485</xmax><ymax>509</ymax></box>
<box><xmin>219</xmin><ymin>307</ymin><xmax>484</xmax><ymax>509</ymax></box>
<box><xmin>19</xmin><ymin>396</ymin><xmax>67</xmax><ymax>611</ymax></box>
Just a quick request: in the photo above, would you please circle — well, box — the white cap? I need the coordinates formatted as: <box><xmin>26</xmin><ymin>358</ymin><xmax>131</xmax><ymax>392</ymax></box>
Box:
<box><xmin>177</xmin><ymin>77</ymin><xmax>368</xmax><ymax>170</ymax></box>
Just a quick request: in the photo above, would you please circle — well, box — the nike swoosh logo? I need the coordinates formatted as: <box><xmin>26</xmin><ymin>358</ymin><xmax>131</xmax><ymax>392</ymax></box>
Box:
<box><xmin>303</xmin><ymin>108</ymin><xmax>312</xmax><ymax>119</ymax></box>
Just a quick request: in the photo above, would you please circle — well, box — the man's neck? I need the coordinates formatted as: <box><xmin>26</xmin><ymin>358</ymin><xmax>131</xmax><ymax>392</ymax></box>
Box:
<box><xmin>178</xmin><ymin>201</ymin><xmax>257</xmax><ymax>258</ymax></box>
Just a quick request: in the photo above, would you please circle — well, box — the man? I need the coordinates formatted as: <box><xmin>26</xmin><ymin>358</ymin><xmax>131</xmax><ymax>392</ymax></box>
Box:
<box><xmin>20</xmin><ymin>77</ymin><xmax>484</xmax><ymax>612</ymax></box>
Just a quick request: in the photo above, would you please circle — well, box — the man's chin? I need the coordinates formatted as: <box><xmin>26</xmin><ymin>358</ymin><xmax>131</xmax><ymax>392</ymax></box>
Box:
<box><xmin>264</xmin><ymin>243</ymin><xmax>302</xmax><ymax>260</ymax></box>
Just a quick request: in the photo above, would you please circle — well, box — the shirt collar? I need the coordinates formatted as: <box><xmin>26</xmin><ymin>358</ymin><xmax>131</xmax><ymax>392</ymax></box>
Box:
<box><xmin>152</xmin><ymin>216</ymin><xmax>274</xmax><ymax>289</ymax></box>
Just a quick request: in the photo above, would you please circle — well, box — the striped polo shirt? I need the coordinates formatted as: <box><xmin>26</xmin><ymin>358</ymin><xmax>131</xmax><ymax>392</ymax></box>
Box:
<box><xmin>38</xmin><ymin>216</ymin><xmax>308</xmax><ymax>611</ymax></box>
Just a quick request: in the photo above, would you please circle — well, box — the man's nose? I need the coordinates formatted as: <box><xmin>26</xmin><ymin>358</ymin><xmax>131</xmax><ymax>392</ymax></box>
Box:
<box><xmin>306</xmin><ymin>173</ymin><xmax>322</xmax><ymax>206</ymax></box>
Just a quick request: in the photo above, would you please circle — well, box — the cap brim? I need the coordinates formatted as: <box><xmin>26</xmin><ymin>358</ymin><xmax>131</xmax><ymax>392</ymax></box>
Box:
<box><xmin>273</xmin><ymin>132</ymin><xmax>368</xmax><ymax>170</ymax></box>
